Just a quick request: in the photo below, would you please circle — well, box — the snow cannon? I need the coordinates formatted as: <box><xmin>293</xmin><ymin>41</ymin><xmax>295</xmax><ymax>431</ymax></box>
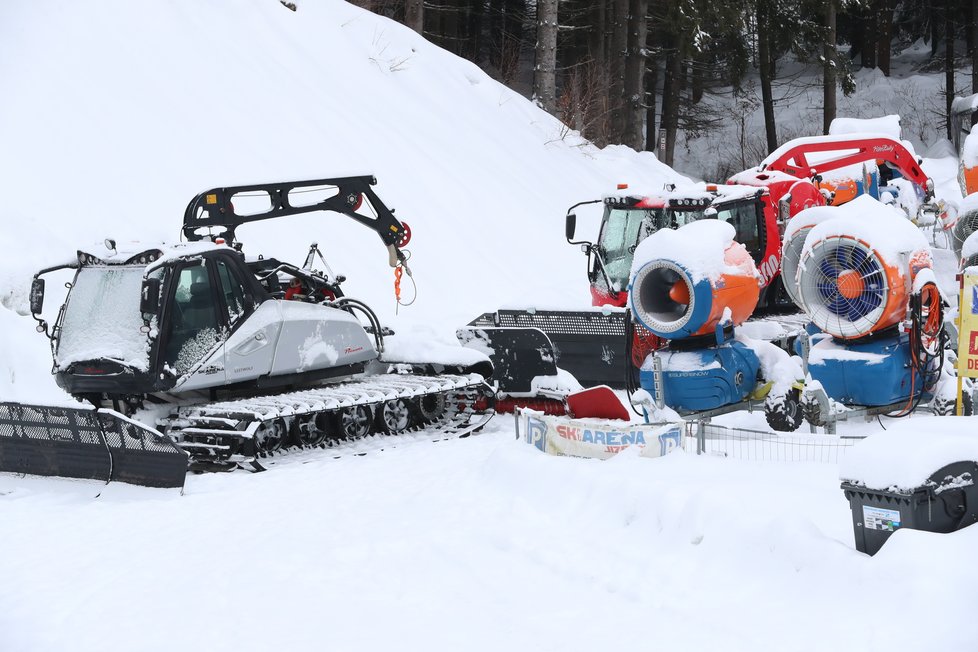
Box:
<box><xmin>951</xmin><ymin>194</ymin><xmax>978</xmax><ymax>255</ymax></box>
<box><xmin>795</xmin><ymin>199</ymin><xmax>946</xmax><ymax>411</ymax></box>
<box><xmin>962</xmin><ymin>230</ymin><xmax>978</xmax><ymax>269</ymax></box>
<box><xmin>780</xmin><ymin>204</ymin><xmax>846</xmax><ymax>311</ymax></box>
<box><xmin>630</xmin><ymin>223</ymin><xmax>760</xmax><ymax>340</ymax></box>
<box><xmin>628</xmin><ymin>221</ymin><xmax>769</xmax><ymax>414</ymax></box>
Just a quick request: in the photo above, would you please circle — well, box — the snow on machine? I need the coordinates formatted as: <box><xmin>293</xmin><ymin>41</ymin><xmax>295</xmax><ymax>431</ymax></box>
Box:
<box><xmin>0</xmin><ymin>176</ymin><xmax>494</xmax><ymax>485</ymax></box>
<box><xmin>462</xmin><ymin>180</ymin><xmax>820</xmax><ymax>406</ymax></box>
<box><xmin>734</xmin><ymin>133</ymin><xmax>941</xmax><ymax>221</ymax></box>
<box><xmin>628</xmin><ymin>220</ymin><xmax>804</xmax><ymax>431</ymax></box>
<box><xmin>790</xmin><ymin>196</ymin><xmax>961</xmax><ymax>426</ymax></box>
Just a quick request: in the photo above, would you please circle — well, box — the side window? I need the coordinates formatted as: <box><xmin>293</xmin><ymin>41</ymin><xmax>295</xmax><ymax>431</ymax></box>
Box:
<box><xmin>717</xmin><ymin>203</ymin><xmax>763</xmax><ymax>263</ymax></box>
<box><xmin>164</xmin><ymin>264</ymin><xmax>221</xmax><ymax>373</ymax></box>
<box><xmin>215</xmin><ymin>259</ymin><xmax>247</xmax><ymax>324</ymax></box>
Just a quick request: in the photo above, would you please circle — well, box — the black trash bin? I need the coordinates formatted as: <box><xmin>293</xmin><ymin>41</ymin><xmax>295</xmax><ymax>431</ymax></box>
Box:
<box><xmin>841</xmin><ymin>460</ymin><xmax>978</xmax><ymax>555</ymax></box>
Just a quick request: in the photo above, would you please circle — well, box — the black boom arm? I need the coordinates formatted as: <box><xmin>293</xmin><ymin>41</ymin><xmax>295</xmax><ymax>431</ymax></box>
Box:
<box><xmin>182</xmin><ymin>176</ymin><xmax>410</xmax><ymax>252</ymax></box>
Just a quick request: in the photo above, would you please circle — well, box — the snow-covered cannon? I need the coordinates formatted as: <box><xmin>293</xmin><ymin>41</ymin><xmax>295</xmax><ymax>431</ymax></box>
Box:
<box><xmin>793</xmin><ymin>196</ymin><xmax>950</xmax><ymax>414</ymax></box>
<box><xmin>629</xmin><ymin>221</ymin><xmax>802</xmax><ymax>429</ymax></box>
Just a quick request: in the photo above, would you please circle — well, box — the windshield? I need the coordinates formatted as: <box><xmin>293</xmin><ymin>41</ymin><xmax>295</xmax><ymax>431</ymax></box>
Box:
<box><xmin>56</xmin><ymin>266</ymin><xmax>150</xmax><ymax>371</ymax></box>
<box><xmin>596</xmin><ymin>206</ymin><xmax>708</xmax><ymax>290</ymax></box>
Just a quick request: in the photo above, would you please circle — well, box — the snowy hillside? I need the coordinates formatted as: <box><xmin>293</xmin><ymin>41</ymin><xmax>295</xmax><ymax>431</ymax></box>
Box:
<box><xmin>2</xmin><ymin>3</ymin><xmax>978</xmax><ymax>652</ymax></box>
<box><xmin>0</xmin><ymin>0</ymin><xmax>679</xmax><ymax>324</ymax></box>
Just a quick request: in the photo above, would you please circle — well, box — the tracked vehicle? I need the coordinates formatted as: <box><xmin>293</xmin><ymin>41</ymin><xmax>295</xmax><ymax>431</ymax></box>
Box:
<box><xmin>4</xmin><ymin>176</ymin><xmax>493</xmax><ymax>483</ymax></box>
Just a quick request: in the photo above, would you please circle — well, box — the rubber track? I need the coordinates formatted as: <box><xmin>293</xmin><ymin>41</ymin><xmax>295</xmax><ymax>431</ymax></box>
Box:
<box><xmin>158</xmin><ymin>373</ymin><xmax>493</xmax><ymax>469</ymax></box>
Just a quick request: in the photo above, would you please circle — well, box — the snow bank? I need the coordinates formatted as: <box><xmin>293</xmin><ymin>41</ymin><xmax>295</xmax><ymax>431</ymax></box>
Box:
<box><xmin>0</xmin><ymin>306</ymin><xmax>77</xmax><ymax>405</ymax></box>
<box><xmin>0</xmin><ymin>0</ymin><xmax>685</xmax><ymax>328</ymax></box>
<box><xmin>630</xmin><ymin>220</ymin><xmax>755</xmax><ymax>283</ymax></box>
<box><xmin>0</xmin><ymin>0</ymin><xmax>687</xmax><ymax>399</ymax></box>
<box><xmin>840</xmin><ymin>416</ymin><xmax>978</xmax><ymax>490</ymax></box>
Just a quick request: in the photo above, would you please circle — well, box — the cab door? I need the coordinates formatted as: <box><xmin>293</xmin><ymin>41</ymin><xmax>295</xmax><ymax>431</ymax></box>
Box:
<box><xmin>162</xmin><ymin>260</ymin><xmax>227</xmax><ymax>390</ymax></box>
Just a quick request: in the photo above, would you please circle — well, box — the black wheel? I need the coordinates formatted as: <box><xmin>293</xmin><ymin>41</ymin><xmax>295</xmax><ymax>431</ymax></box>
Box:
<box><xmin>765</xmin><ymin>389</ymin><xmax>803</xmax><ymax>432</ymax></box>
<box><xmin>418</xmin><ymin>392</ymin><xmax>447</xmax><ymax>423</ymax></box>
<box><xmin>934</xmin><ymin>391</ymin><xmax>973</xmax><ymax>416</ymax></box>
<box><xmin>255</xmin><ymin>418</ymin><xmax>288</xmax><ymax>453</ymax></box>
<box><xmin>377</xmin><ymin>399</ymin><xmax>413</xmax><ymax>434</ymax></box>
<box><xmin>336</xmin><ymin>405</ymin><xmax>372</xmax><ymax>440</ymax></box>
<box><xmin>296</xmin><ymin>414</ymin><xmax>328</xmax><ymax>447</ymax></box>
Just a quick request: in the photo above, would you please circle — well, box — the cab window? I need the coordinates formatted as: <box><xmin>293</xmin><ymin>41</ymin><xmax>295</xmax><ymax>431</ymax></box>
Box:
<box><xmin>715</xmin><ymin>202</ymin><xmax>764</xmax><ymax>263</ymax></box>
<box><xmin>215</xmin><ymin>259</ymin><xmax>247</xmax><ymax>323</ymax></box>
<box><xmin>164</xmin><ymin>263</ymin><xmax>221</xmax><ymax>373</ymax></box>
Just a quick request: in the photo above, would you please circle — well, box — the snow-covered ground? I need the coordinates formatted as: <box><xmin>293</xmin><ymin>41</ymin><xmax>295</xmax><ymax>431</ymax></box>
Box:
<box><xmin>2</xmin><ymin>2</ymin><xmax>978</xmax><ymax>651</ymax></box>
<box><xmin>2</xmin><ymin>419</ymin><xmax>977</xmax><ymax>652</ymax></box>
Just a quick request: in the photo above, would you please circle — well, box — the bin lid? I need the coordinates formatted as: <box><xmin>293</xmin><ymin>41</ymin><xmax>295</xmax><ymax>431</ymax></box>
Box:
<box><xmin>839</xmin><ymin>416</ymin><xmax>978</xmax><ymax>491</ymax></box>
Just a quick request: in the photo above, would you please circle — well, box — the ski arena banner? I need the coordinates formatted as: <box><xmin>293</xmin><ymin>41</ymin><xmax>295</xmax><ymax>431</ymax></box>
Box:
<box><xmin>958</xmin><ymin>270</ymin><xmax>978</xmax><ymax>379</ymax></box>
<box><xmin>517</xmin><ymin>409</ymin><xmax>683</xmax><ymax>460</ymax></box>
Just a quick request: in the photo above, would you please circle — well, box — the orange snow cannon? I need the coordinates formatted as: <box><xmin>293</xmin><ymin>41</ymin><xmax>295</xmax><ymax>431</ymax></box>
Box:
<box><xmin>629</xmin><ymin>221</ymin><xmax>761</xmax><ymax>340</ymax></box>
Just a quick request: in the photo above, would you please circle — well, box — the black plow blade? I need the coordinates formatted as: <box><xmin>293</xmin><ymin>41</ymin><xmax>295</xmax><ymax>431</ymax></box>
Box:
<box><xmin>0</xmin><ymin>402</ymin><xmax>187</xmax><ymax>489</ymax></box>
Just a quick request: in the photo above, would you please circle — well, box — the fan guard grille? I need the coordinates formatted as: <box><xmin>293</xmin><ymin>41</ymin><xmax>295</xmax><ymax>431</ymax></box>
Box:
<box><xmin>797</xmin><ymin>237</ymin><xmax>889</xmax><ymax>339</ymax></box>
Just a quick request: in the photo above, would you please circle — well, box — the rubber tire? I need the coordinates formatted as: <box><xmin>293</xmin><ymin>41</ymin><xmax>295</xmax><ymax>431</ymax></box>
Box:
<box><xmin>765</xmin><ymin>389</ymin><xmax>804</xmax><ymax>432</ymax></box>
<box><xmin>935</xmin><ymin>391</ymin><xmax>973</xmax><ymax>416</ymax></box>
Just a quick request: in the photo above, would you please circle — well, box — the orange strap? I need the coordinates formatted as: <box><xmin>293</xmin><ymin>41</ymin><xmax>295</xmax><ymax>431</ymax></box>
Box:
<box><xmin>394</xmin><ymin>265</ymin><xmax>403</xmax><ymax>302</ymax></box>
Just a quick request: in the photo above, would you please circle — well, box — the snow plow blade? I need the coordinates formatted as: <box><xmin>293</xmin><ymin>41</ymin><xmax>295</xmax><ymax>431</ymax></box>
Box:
<box><xmin>0</xmin><ymin>403</ymin><xmax>188</xmax><ymax>489</ymax></box>
<box><xmin>463</xmin><ymin>309</ymin><xmax>631</xmax><ymax>390</ymax></box>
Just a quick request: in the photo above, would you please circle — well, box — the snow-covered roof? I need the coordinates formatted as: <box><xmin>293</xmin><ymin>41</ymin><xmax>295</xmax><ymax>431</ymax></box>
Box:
<box><xmin>951</xmin><ymin>92</ymin><xmax>978</xmax><ymax>116</ymax></box>
<box><xmin>829</xmin><ymin>115</ymin><xmax>902</xmax><ymax>140</ymax></box>
<box><xmin>78</xmin><ymin>240</ymin><xmax>225</xmax><ymax>268</ymax></box>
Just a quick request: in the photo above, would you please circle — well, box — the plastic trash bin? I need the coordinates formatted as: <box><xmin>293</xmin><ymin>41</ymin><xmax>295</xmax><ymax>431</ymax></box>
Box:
<box><xmin>841</xmin><ymin>461</ymin><xmax>978</xmax><ymax>555</ymax></box>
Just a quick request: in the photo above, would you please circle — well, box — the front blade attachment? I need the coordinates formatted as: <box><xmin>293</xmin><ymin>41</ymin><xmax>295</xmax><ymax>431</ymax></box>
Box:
<box><xmin>0</xmin><ymin>403</ymin><xmax>187</xmax><ymax>489</ymax></box>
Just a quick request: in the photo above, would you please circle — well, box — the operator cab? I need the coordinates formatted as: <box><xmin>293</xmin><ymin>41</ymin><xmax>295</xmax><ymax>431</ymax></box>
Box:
<box><xmin>594</xmin><ymin>189</ymin><xmax>767</xmax><ymax>296</ymax></box>
<box><xmin>48</xmin><ymin>243</ymin><xmax>267</xmax><ymax>396</ymax></box>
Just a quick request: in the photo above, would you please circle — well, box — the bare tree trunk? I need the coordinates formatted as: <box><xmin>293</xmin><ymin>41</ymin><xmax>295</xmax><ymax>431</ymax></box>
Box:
<box><xmin>947</xmin><ymin>0</ymin><xmax>956</xmax><ymax>138</ymax></box>
<box><xmin>533</xmin><ymin>0</ymin><xmax>558</xmax><ymax>113</ymax></box>
<box><xmin>968</xmin><ymin>0</ymin><xmax>978</xmax><ymax>93</ymax></box>
<box><xmin>404</xmin><ymin>0</ymin><xmax>423</xmax><ymax>34</ymax></box>
<box><xmin>610</xmin><ymin>0</ymin><xmax>629</xmax><ymax>141</ymax></box>
<box><xmin>757</xmin><ymin>0</ymin><xmax>778</xmax><ymax>153</ymax></box>
<box><xmin>877</xmin><ymin>0</ymin><xmax>894</xmax><ymax>75</ymax></box>
<box><xmin>624</xmin><ymin>0</ymin><xmax>648</xmax><ymax>149</ymax></box>
<box><xmin>442</xmin><ymin>0</ymin><xmax>459</xmax><ymax>55</ymax></box>
<box><xmin>645</xmin><ymin>24</ymin><xmax>658</xmax><ymax>152</ymax></box>
<box><xmin>823</xmin><ymin>0</ymin><xmax>837</xmax><ymax>135</ymax></box>
<box><xmin>661</xmin><ymin>40</ymin><xmax>681</xmax><ymax>166</ymax></box>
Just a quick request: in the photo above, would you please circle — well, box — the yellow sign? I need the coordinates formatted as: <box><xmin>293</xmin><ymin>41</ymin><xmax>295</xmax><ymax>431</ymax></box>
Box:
<box><xmin>957</xmin><ymin>272</ymin><xmax>978</xmax><ymax>379</ymax></box>
<box><xmin>206</xmin><ymin>193</ymin><xmax>218</xmax><ymax>205</ymax></box>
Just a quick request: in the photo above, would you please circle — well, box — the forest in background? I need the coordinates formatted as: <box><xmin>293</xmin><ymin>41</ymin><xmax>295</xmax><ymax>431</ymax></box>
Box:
<box><xmin>333</xmin><ymin>0</ymin><xmax>978</xmax><ymax>167</ymax></box>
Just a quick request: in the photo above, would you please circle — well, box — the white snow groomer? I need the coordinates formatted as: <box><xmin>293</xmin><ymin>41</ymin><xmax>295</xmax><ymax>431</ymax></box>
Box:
<box><xmin>1</xmin><ymin>177</ymin><xmax>493</xmax><ymax>486</ymax></box>
<box><xmin>628</xmin><ymin>220</ymin><xmax>804</xmax><ymax>431</ymax></box>
<box><xmin>788</xmin><ymin>196</ymin><xmax>957</xmax><ymax>425</ymax></box>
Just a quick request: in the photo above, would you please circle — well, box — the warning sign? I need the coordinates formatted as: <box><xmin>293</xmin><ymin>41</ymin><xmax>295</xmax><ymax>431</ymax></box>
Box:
<box><xmin>957</xmin><ymin>272</ymin><xmax>978</xmax><ymax>378</ymax></box>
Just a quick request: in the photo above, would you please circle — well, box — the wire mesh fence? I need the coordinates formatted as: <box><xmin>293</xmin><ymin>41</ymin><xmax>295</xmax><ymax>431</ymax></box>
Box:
<box><xmin>683</xmin><ymin>422</ymin><xmax>864</xmax><ymax>464</ymax></box>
